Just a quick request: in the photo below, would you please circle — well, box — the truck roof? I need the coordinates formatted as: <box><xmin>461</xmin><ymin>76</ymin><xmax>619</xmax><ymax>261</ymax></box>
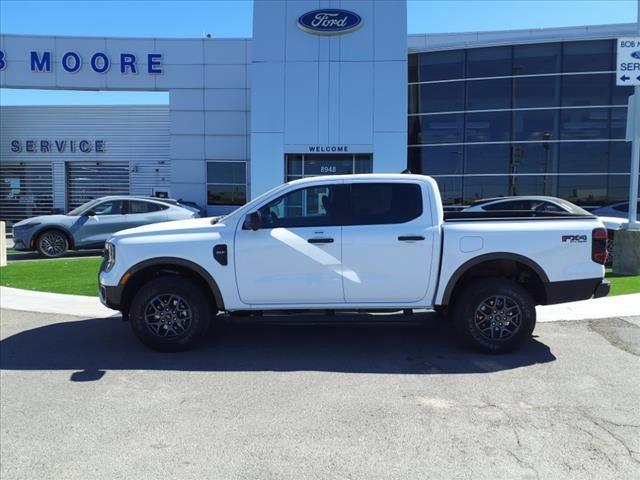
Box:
<box><xmin>286</xmin><ymin>173</ymin><xmax>433</xmax><ymax>186</ymax></box>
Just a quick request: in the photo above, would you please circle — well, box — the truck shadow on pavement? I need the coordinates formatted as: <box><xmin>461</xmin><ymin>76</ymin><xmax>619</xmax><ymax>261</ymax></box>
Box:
<box><xmin>0</xmin><ymin>315</ymin><xmax>556</xmax><ymax>381</ymax></box>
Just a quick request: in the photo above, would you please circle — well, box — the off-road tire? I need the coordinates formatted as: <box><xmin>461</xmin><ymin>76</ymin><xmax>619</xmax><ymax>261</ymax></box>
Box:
<box><xmin>452</xmin><ymin>278</ymin><xmax>536</xmax><ymax>354</ymax></box>
<box><xmin>129</xmin><ymin>276</ymin><xmax>213</xmax><ymax>352</ymax></box>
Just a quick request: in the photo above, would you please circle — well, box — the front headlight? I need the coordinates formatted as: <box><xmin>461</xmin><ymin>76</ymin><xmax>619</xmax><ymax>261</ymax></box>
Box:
<box><xmin>104</xmin><ymin>242</ymin><xmax>116</xmax><ymax>272</ymax></box>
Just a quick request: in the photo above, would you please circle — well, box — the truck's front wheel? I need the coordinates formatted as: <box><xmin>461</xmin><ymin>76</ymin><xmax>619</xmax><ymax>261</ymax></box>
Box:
<box><xmin>129</xmin><ymin>276</ymin><xmax>212</xmax><ymax>352</ymax></box>
<box><xmin>453</xmin><ymin>278</ymin><xmax>536</xmax><ymax>354</ymax></box>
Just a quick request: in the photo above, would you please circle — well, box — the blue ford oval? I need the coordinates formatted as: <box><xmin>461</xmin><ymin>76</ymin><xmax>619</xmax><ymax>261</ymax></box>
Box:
<box><xmin>631</xmin><ymin>50</ymin><xmax>640</xmax><ymax>59</ymax></box>
<box><xmin>298</xmin><ymin>9</ymin><xmax>362</xmax><ymax>35</ymax></box>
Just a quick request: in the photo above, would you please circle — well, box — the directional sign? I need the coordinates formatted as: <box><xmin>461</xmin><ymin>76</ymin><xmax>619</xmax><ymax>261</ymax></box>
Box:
<box><xmin>616</xmin><ymin>37</ymin><xmax>640</xmax><ymax>86</ymax></box>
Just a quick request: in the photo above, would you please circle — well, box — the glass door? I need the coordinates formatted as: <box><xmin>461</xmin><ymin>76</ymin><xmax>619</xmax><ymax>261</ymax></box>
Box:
<box><xmin>285</xmin><ymin>154</ymin><xmax>372</xmax><ymax>182</ymax></box>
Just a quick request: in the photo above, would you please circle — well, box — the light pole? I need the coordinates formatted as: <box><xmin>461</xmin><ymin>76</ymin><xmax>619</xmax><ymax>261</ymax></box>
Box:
<box><xmin>542</xmin><ymin>131</ymin><xmax>552</xmax><ymax>196</ymax></box>
<box><xmin>626</xmin><ymin>1</ymin><xmax>640</xmax><ymax>229</ymax></box>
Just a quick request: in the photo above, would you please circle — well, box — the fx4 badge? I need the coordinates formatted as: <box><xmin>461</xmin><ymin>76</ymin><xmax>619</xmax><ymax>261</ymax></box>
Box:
<box><xmin>562</xmin><ymin>234</ymin><xmax>587</xmax><ymax>243</ymax></box>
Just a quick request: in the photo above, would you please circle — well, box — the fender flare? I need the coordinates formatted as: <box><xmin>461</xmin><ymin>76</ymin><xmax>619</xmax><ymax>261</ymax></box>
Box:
<box><xmin>440</xmin><ymin>252</ymin><xmax>549</xmax><ymax>306</ymax></box>
<box><xmin>123</xmin><ymin>257</ymin><xmax>225</xmax><ymax>310</ymax></box>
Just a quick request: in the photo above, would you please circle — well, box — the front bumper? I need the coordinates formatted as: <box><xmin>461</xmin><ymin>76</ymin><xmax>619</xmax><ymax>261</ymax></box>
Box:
<box><xmin>99</xmin><ymin>283</ymin><xmax>124</xmax><ymax>310</ymax></box>
<box><xmin>11</xmin><ymin>229</ymin><xmax>35</xmax><ymax>251</ymax></box>
<box><xmin>98</xmin><ymin>258</ymin><xmax>123</xmax><ymax>310</ymax></box>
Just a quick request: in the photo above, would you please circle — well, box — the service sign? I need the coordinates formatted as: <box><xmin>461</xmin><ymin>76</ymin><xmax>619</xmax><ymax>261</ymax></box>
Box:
<box><xmin>298</xmin><ymin>9</ymin><xmax>362</xmax><ymax>36</ymax></box>
<box><xmin>616</xmin><ymin>37</ymin><xmax>640</xmax><ymax>86</ymax></box>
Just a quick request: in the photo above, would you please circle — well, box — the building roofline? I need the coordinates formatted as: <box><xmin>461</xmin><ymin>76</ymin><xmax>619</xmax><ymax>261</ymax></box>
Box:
<box><xmin>408</xmin><ymin>22</ymin><xmax>636</xmax><ymax>53</ymax></box>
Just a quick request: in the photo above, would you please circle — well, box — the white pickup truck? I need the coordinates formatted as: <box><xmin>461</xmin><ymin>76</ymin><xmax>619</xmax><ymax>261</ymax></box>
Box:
<box><xmin>99</xmin><ymin>174</ymin><xmax>610</xmax><ymax>353</ymax></box>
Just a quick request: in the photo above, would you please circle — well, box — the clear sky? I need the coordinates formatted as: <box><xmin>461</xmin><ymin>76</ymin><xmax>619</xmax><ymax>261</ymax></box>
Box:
<box><xmin>0</xmin><ymin>0</ymin><xmax>638</xmax><ymax>105</ymax></box>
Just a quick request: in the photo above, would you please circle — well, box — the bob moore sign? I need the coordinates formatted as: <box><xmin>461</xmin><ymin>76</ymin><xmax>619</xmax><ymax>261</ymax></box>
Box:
<box><xmin>297</xmin><ymin>9</ymin><xmax>362</xmax><ymax>36</ymax></box>
<box><xmin>0</xmin><ymin>49</ymin><xmax>162</xmax><ymax>75</ymax></box>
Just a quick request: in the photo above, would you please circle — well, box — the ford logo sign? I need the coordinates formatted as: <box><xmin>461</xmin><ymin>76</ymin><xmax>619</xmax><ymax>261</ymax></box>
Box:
<box><xmin>631</xmin><ymin>50</ymin><xmax>640</xmax><ymax>59</ymax></box>
<box><xmin>298</xmin><ymin>9</ymin><xmax>362</xmax><ymax>36</ymax></box>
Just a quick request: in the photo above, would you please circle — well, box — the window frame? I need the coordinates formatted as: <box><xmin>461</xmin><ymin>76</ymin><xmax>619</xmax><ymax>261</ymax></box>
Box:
<box><xmin>206</xmin><ymin>160</ymin><xmax>248</xmax><ymax>207</ymax></box>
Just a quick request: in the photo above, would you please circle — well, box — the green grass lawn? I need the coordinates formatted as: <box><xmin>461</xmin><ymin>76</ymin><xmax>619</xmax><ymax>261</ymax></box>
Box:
<box><xmin>605</xmin><ymin>269</ymin><xmax>640</xmax><ymax>296</ymax></box>
<box><xmin>0</xmin><ymin>256</ymin><xmax>638</xmax><ymax>298</ymax></box>
<box><xmin>0</xmin><ymin>257</ymin><xmax>102</xmax><ymax>296</ymax></box>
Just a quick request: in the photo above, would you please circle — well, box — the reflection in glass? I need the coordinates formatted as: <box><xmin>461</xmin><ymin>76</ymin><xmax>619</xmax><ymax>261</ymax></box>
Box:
<box><xmin>409</xmin><ymin>146</ymin><xmax>463</xmax><ymax>175</ymax></box>
<box><xmin>608</xmin><ymin>141</ymin><xmax>631</xmax><ymax>173</ymax></box>
<box><xmin>418</xmin><ymin>50</ymin><xmax>465</xmax><ymax>82</ymax></box>
<box><xmin>466</xmin><ymin>46</ymin><xmax>512</xmax><ymax>78</ymax></box>
<box><xmin>557</xmin><ymin>175</ymin><xmax>607</xmax><ymax>205</ymax></box>
<box><xmin>511</xmin><ymin>142</ymin><xmax>558</xmax><ymax>174</ymax></box>
<box><xmin>432</xmin><ymin>176</ymin><xmax>463</xmax><ymax>206</ymax></box>
<box><xmin>464</xmin><ymin>144</ymin><xmax>511</xmax><ymax>174</ymax></box>
<box><xmin>416</xmin><ymin>82</ymin><xmax>465</xmax><ymax>113</ymax></box>
<box><xmin>510</xmin><ymin>175</ymin><xmax>557</xmax><ymax>197</ymax></box>
<box><xmin>465</xmin><ymin>111</ymin><xmax>511</xmax><ymax>142</ymax></box>
<box><xmin>463</xmin><ymin>176</ymin><xmax>510</xmax><ymax>203</ymax></box>
<box><xmin>562</xmin><ymin>40</ymin><xmax>613</xmax><ymax>73</ymax></box>
<box><xmin>409</xmin><ymin>114</ymin><xmax>464</xmax><ymax>144</ymax></box>
<box><xmin>559</xmin><ymin>142</ymin><xmax>608</xmax><ymax>173</ymax></box>
<box><xmin>561</xmin><ymin>74</ymin><xmax>611</xmax><ymax>106</ymax></box>
<box><xmin>560</xmin><ymin>108</ymin><xmax>609</xmax><ymax>140</ymax></box>
<box><xmin>513</xmin><ymin>43</ymin><xmax>561</xmax><ymax>75</ymax></box>
<box><xmin>513</xmin><ymin>76</ymin><xmax>560</xmax><ymax>108</ymax></box>
<box><xmin>466</xmin><ymin>78</ymin><xmax>511</xmax><ymax>110</ymax></box>
<box><xmin>514</xmin><ymin>110</ymin><xmax>558</xmax><ymax>141</ymax></box>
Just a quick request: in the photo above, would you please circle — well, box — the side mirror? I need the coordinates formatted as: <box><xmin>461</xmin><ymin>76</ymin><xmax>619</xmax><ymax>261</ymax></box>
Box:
<box><xmin>243</xmin><ymin>211</ymin><xmax>262</xmax><ymax>231</ymax></box>
<box><xmin>84</xmin><ymin>210</ymin><xmax>96</xmax><ymax>217</ymax></box>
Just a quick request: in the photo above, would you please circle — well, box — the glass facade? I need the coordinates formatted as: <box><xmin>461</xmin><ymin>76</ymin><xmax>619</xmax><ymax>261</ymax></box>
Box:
<box><xmin>408</xmin><ymin>39</ymin><xmax>634</xmax><ymax>208</ymax></box>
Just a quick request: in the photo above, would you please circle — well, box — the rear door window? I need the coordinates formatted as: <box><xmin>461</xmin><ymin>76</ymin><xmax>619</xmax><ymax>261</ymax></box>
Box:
<box><xmin>128</xmin><ymin>200</ymin><xmax>166</xmax><ymax>214</ymax></box>
<box><xmin>346</xmin><ymin>183</ymin><xmax>422</xmax><ymax>225</ymax></box>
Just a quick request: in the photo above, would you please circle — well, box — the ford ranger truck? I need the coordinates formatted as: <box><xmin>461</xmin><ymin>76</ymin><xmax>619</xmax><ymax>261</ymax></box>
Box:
<box><xmin>99</xmin><ymin>174</ymin><xmax>610</xmax><ymax>353</ymax></box>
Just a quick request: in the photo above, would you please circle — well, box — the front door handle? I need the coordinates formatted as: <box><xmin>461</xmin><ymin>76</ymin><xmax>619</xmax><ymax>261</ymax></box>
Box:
<box><xmin>308</xmin><ymin>238</ymin><xmax>334</xmax><ymax>244</ymax></box>
<box><xmin>398</xmin><ymin>235</ymin><xmax>425</xmax><ymax>241</ymax></box>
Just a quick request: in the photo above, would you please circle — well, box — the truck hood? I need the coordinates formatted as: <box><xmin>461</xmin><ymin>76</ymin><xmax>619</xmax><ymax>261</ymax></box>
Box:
<box><xmin>111</xmin><ymin>217</ymin><xmax>225</xmax><ymax>240</ymax></box>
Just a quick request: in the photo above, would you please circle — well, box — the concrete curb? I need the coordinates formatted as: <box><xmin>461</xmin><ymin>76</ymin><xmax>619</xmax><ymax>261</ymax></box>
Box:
<box><xmin>0</xmin><ymin>286</ymin><xmax>117</xmax><ymax>318</ymax></box>
<box><xmin>1</xmin><ymin>285</ymin><xmax>638</xmax><ymax>322</ymax></box>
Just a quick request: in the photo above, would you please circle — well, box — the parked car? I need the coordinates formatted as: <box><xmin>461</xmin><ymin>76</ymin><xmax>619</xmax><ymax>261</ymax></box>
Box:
<box><xmin>591</xmin><ymin>201</ymin><xmax>640</xmax><ymax>221</ymax></box>
<box><xmin>12</xmin><ymin>196</ymin><xmax>199</xmax><ymax>258</ymax></box>
<box><xmin>99</xmin><ymin>174</ymin><xmax>609</xmax><ymax>354</ymax></box>
<box><xmin>463</xmin><ymin>195</ymin><xmax>624</xmax><ymax>265</ymax></box>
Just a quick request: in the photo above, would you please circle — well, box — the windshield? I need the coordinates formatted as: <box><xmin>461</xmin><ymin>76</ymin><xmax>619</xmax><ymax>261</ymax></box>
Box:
<box><xmin>217</xmin><ymin>182</ymin><xmax>290</xmax><ymax>223</ymax></box>
<box><xmin>67</xmin><ymin>198</ymin><xmax>101</xmax><ymax>216</ymax></box>
<box><xmin>554</xmin><ymin>198</ymin><xmax>591</xmax><ymax>215</ymax></box>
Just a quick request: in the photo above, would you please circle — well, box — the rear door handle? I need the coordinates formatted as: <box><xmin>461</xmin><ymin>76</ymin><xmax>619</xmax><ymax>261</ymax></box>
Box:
<box><xmin>308</xmin><ymin>238</ymin><xmax>334</xmax><ymax>244</ymax></box>
<box><xmin>398</xmin><ymin>235</ymin><xmax>425</xmax><ymax>241</ymax></box>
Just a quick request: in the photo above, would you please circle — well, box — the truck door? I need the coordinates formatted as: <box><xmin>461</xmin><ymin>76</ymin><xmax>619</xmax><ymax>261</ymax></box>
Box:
<box><xmin>341</xmin><ymin>181</ymin><xmax>435</xmax><ymax>303</ymax></box>
<box><xmin>234</xmin><ymin>183</ymin><xmax>346</xmax><ymax>305</ymax></box>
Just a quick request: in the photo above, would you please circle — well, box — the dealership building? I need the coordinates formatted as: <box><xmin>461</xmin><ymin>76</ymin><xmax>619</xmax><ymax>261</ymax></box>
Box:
<box><xmin>0</xmin><ymin>0</ymin><xmax>637</xmax><ymax>225</ymax></box>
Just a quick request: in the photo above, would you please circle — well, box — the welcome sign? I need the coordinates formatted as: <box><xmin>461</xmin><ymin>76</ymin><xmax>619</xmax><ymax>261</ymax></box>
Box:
<box><xmin>297</xmin><ymin>9</ymin><xmax>362</xmax><ymax>36</ymax></box>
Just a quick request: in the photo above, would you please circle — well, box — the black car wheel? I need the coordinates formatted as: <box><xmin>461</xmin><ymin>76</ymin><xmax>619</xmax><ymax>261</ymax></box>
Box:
<box><xmin>453</xmin><ymin>278</ymin><xmax>536</xmax><ymax>353</ymax></box>
<box><xmin>129</xmin><ymin>276</ymin><xmax>213</xmax><ymax>352</ymax></box>
<box><xmin>37</xmin><ymin>230</ymin><xmax>69</xmax><ymax>258</ymax></box>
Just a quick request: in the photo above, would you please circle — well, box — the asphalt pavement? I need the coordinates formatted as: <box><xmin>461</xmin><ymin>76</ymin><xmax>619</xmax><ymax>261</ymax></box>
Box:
<box><xmin>1</xmin><ymin>309</ymin><xmax>639</xmax><ymax>480</ymax></box>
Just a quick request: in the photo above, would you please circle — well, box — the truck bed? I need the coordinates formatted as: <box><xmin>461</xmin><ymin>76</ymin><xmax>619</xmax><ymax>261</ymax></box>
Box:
<box><xmin>443</xmin><ymin>210</ymin><xmax>596</xmax><ymax>222</ymax></box>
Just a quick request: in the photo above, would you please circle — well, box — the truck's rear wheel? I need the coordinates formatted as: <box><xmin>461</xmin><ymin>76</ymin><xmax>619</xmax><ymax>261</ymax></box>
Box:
<box><xmin>129</xmin><ymin>276</ymin><xmax>212</xmax><ymax>352</ymax></box>
<box><xmin>453</xmin><ymin>278</ymin><xmax>535</xmax><ymax>353</ymax></box>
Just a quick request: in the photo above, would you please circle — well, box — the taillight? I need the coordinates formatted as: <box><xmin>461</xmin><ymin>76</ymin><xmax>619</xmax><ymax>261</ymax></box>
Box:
<box><xmin>592</xmin><ymin>228</ymin><xmax>608</xmax><ymax>265</ymax></box>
